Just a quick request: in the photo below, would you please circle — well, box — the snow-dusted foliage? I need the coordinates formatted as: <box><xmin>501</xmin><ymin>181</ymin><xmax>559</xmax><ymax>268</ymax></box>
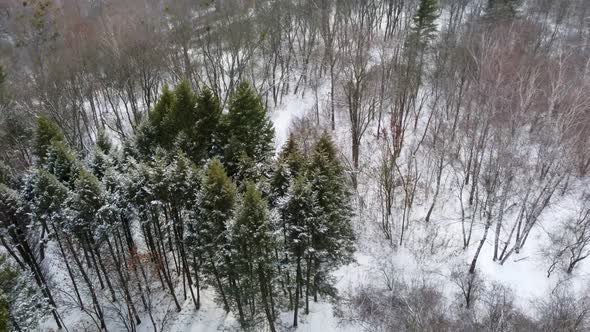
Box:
<box><xmin>1</xmin><ymin>0</ymin><xmax>590</xmax><ymax>331</ymax></box>
<box><xmin>0</xmin><ymin>255</ymin><xmax>51</xmax><ymax>331</ymax></box>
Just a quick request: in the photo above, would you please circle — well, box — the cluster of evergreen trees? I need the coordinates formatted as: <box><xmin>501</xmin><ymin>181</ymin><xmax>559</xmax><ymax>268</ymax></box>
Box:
<box><xmin>0</xmin><ymin>80</ymin><xmax>354</xmax><ymax>331</ymax></box>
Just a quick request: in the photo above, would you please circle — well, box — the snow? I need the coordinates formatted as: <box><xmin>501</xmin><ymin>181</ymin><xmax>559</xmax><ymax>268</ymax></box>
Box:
<box><xmin>270</xmin><ymin>90</ymin><xmax>320</xmax><ymax>152</ymax></box>
<box><xmin>27</xmin><ymin>82</ymin><xmax>590</xmax><ymax>330</ymax></box>
<box><xmin>34</xmin><ymin>8</ymin><xmax>590</xmax><ymax>332</ymax></box>
<box><xmin>162</xmin><ymin>289</ymin><xmax>239</xmax><ymax>332</ymax></box>
<box><xmin>34</xmin><ymin>88</ymin><xmax>590</xmax><ymax>332</ymax></box>
<box><xmin>260</xmin><ymin>77</ymin><xmax>590</xmax><ymax>330</ymax></box>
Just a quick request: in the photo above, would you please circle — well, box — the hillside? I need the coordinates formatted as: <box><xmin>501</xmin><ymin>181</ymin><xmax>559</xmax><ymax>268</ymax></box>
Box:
<box><xmin>0</xmin><ymin>0</ymin><xmax>589</xmax><ymax>331</ymax></box>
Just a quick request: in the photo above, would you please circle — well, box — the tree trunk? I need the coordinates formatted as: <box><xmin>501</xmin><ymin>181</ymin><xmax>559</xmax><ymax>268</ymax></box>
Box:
<box><xmin>470</xmin><ymin>216</ymin><xmax>492</xmax><ymax>274</ymax></box>
<box><xmin>0</xmin><ymin>235</ymin><xmax>26</xmax><ymax>270</ymax></box>
<box><xmin>106</xmin><ymin>236</ymin><xmax>141</xmax><ymax>325</ymax></box>
<box><xmin>305</xmin><ymin>255</ymin><xmax>312</xmax><ymax>315</ymax></box>
<box><xmin>52</xmin><ymin>224</ymin><xmax>84</xmax><ymax>309</ymax></box>
<box><xmin>258</xmin><ymin>263</ymin><xmax>277</xmax><ymax>332</ymax></box>
<box><xmin>65</xmin><ymin>234</ymin><xmax>108</xmax><ymax>331</ymax></box>
<box><xmin>210</xmin><ymin>257</ymin><xmax>230</xmax><ymax>312</ymax></box>
<box><xmin>293</xmin><ymin>256</ymin><xmax>302</xmax><ymax>327</ymax></box>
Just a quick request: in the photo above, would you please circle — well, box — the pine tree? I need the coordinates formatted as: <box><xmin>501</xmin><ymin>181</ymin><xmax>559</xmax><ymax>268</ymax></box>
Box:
<box><xmin>96</xmin><ymin>130</ymin><xmax>112</xmax><ymax>154</ymax></box>
<box><xmin>281</xmin><ymin>175</ymin><xmax>319</xmax><ymax>327</ymax></box>
<box><xmin>269</xmin><ymin>136</ymin><xmax>306</xmax><ymax>312</ymax></box>
<box><xmin>134</xmin><ymin>121</ymin><xmax>158</xmax><ymax>158</ymax></box>
<box><xmin>90</xmin><ymin>130</ymin><xmax>113</xmax><ymax>180</ymax></box>
<box><xmin>485</xmin><ymin>0</ymin><xmax>521</xmax><ymax>19</ymax></box>
<box><xmin>0</xmin><ymin>184</ymin><xmax>64</xmax><ymax>329</ymax></box>
<box><xmin>193</xmin><ymin>87</ymin><xmax>223</xmax><ymax>162</ymax></box>
<box><xmin>270</xmin><ymin>134</ymin><xmax>305</xmax><ymax>207</ymax></box>
<box><xmin>163</xmin><ymin>152</ymin><xmax>201</xmax><ymax>310</ymax></box>
<box><xmin>224</xmin><ymin>81</ymin><xmax>274</xmax><ymax>177</ymax></box>
<box><xmin>198</xmin><ymin>158</ymin><xmax>237</xmax><ymax>313</ymax></box>
<box><xmin>175</xmin><ymin>86</ymin><xmax>223</xmax><ymax>165</ymax></box>
<box><xmin>307</xmin><ymin>133</ymin><xmax>355</xmax><ymax>302</ymax></box>
<box><xmin>183</xmin><ymin>157</ymin><xmax>205</xmax><ymax>309</ymax></box>
<box><xmin>0</xmin><ymin>161</ymin><xmax>11</xmax><ymax>185</ymax></box>
<box><xmin>28</xmin><ymin>170</ymin><xmax>87</xmax><ymax>309</ymax></box>
<box><xmin>410</xmin><ymin>0</ymin><xmax>439</xmax><ymax>50</ymax></box>
<box><xmin>42</xmin><ymin>140</ymin><xmax>80</xmax><ymax>189</ymax></box>
<box><xmin>34</xmin><ymin>114</ymin><xmax>65</xmax><ymax>165</ymax></box>
<box><xmin>23</xmin><ymin>169</ymin><xmax>69</xmax><ymax>261</ymax></box>
<box><xmin>148</xmin><ymin>84</ymin><xmax>176</xmax><ymax>149</ymax></box>
<box><xmin>123</xmin><ymin>157</ymin><xmax>183</xmax><ymax>312</ymax></box>
<box><xmin>404</xmin><ymin>0</ymin><xmax>439</xmax><ymax>90</ymax></box>
<box><xmin>0</xmin><ymin>65</ymin><xmax>6</xmax><ymax>102</ymax></box>
<box><xmin>232</xmin><ymin>182</ymin><xmax>278</xmax><ymax>331</ymax></box>
<box><xmin>29</xmin><ymin>171</ymin><xmax>68</xmax><ymax>224</ymax></box>
<box><xmin>71</xmin><ymin>169</ymin><xmax>104</xmax><ymax>234</ymax></box>
<box><xmin>141</xmin><ymin>81</ymin><xmax>224</xmax><ymax>165</ymax></box>
<box><xmin>68</xmin><ymin>169</ymin><xmax>113</xmax><ymax>327</ymax></box>
<box><xmin>0</xmin><ymin>254</ymin><xmax>51</xmax><ymax>331</ymax></box>
<box><xmin>171</xmin><ymin>80</ymin><xmax>198</xmax><ymax>131</ymax></box>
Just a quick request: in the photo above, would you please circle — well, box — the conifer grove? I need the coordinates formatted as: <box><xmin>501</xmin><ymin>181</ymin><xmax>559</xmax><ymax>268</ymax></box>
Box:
<box><xmin>0</xmin><ymin>80</ymin><xmax>355</xmax><ymax>331</ymax></box>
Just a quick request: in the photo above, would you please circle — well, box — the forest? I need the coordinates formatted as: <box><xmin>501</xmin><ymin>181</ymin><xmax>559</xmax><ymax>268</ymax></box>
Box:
<box><xmin>0</xmin><ymin>0</ymin><xmax>589</xmax><ymax>331</ymax></box>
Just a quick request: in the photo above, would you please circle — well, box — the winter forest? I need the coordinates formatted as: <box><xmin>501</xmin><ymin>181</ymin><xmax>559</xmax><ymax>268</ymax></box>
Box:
<box><xmin>0</xmin><ymin>0</ymin><xmax>589</xmax><ymax>331</ymax></box>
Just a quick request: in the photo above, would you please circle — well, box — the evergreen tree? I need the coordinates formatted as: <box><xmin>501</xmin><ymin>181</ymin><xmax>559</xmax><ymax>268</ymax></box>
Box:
<box><xmin>43</xmin><ymin>140</ymin><xmax>80</xmax><ymax>189</ymax></box>
<box><xmin>410</xmin><ymin>0</ymin><xmax>439</xmax><ymax>50</ymax></box>
<box><xmin>141</xmin><ymin>81</ymin><xmax>223</xmax><ymax>165</ymax></box>
<box><xmin>0</xmin><ymin>161</ymin><xmax>11</xmax><ymax>185</ymax></box>
<box><xmin>134</xmin><ymin>121</ymin><xmax>158</xmax><ymax>158</ymax></box>
<box><xmin>23</xmin><ymin>169</ymin><xmax>69</xmax><ymax>261</ymax></box>
<box><xmin>182</xmin><ymin>157</ymin><xmax>205</xmax><ymax>309</ymax></box>
<box><xmin>96</xmin><ymin>129</ymin><xmax>112</xmax><ymax>154</ymax></box>
<box><xmin>224</xmin><ymin>81</ymin><xmax>274</xmax><ymax>177</ymax></box>
<box><xmin>147</xmin><ymin>84</ymin><xmax>176</xmax><ymax>149</ymax></box>
<box><xmin>307</xmin><ymin>133</ymin><xmax>355</xmax><ymax>302</ymax></box>
<box><xmin>29</xmin><ymin>171</ymin><xmax>68</xmax><ymax>225</ymax></box>
<box><xmin>234</xmin><ymin>152</ymin><xmax>261</xmax><ymax>187</ymax></box>
<box><xmin>144</xmin><ymin>80</ymin><xmax>200</xmax><ymax>154</ymax></box>
<box><xmin>269</xmin><ymin>135</ymin><xmax>306</xmax><ymax>311</ymax></box>
<box><xmin>175</xmin><ymin>86</ymin><xmax>223</xmax><ymax>165</ymax></box>
<box><xmin>164</xmin><ymin>153</ymin><xmax>195</xmax><ymax>212</ymax></box>
<box><xmin>90</xmin><ymin>130</ymin><xmax>113</xmax><ymax>180</ymax></box>
<box><xmin>270</xmin><ymin>134</ymin><xmax>305</xmax><ymax>208</ymax></box>
<box><xmin>232</xmin><ymin>182</ymin><xmax>278</xmax><ymax>331</ymax></box>
<box><xmin>69</xmin><ymin>169</ymin><xmax>113</xmax><ymax>326</ymax></box>
<box><xmin>71</xmin><ymin>169</ymin><xmax>104</xmax><ymax>234</ymax></box>
<box><xmin>162</xmin><ymin>152</ymin><xmax>201</xmax><ymax>310</ymax></box>
<box><xmin>192</xmin><ymin>87</ymin><xmax>223</xmax><ymax>162</ymax></box>
<box><xmin>96</xmin><ymin>164</ymin><xmax>145</xmax><ymax>325</ymax></box>
<box><xmin>197</xmin><ymin>158</ymin><xmax>237</xmax><ymax>313</ymax></box>
<box><xmin>404</xmin><ymin>0</ymin><xmax>439</xmax><ymax>90</ymax></box>
<box><xmin>170</xmin><ymin>80</ymin><xmax>198</xmax><ymax>132</ymax></box>
<box><xmin>0</xmin><ymin>254</ymin><xmax>50</xmax><ymax>331</ymax></box>
<box><xmin>34</xmin><ymin>117</ymin><xmax>80</xmax><ymax>189</ymax></box>
<box><xmin>34</xmin><ymin>114</ymin><xmax>65</xmax><ymax>165</ymax></box>
<box><xmin>28</xmin><ymin>170</ymin><xmax>88</xmax><ymax>309</ymax></box>
<box><xmin>281</xmin><ymin>175</ymin><xmax>319</xmax><ymax>327</ymax></box>
<box><xmin>0</xmin><ymin>65</ymin><xmax>6</xmax><ymax>103</ymax></box>
<box><xmin>0</xmin><ymin>184</ymin><xmax>64</xmax><ymax>329</ymax></box>
<box><xmin>123</xmin><ymin>157</ymin><xmax>184</xmax><ymax>312</ymax></box>
<box><xmin>485</xmin><ymin>0</ymin><xmax>522</xmax><ymax>19</ymax></box>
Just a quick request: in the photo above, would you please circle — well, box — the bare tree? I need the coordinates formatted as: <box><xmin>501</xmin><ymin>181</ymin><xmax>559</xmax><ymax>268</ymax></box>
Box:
<box><xmin>451</xmin><ymin>264</ymin><xmax>484</xmax><ymax>309</ymax></box>
<box><xmin>535</xmin><ymin>285</ymin><xmax>590</xmax><ymax>332</ymax></box>
<box><xmin>338</xmin><ymin>0</ymin><xmax>379</xmax><ymax>189</ymax></box>
<box><xmin>546</xmin><ymin>194</ymin><xmax>590</xmax><ymax>276</ymax></box>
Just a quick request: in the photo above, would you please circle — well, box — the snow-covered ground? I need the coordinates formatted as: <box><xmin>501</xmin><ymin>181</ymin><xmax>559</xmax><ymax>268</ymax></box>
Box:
<box><xmin>36</xmin><ymin>77</ymin><xmax>590</xmax><ymax>332</ymax></box>
<box><xmin>264</xmin><ymin>84</ymin><xmax>590</xmax><ymax>330</ymax></box>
